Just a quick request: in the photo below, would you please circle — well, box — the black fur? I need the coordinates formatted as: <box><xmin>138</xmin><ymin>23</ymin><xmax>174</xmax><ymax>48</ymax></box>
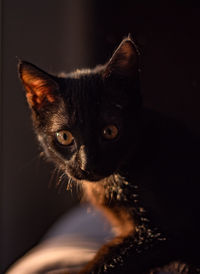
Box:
<box><xmin>18</xmin><ymin>37</ymin><xmax>200</xmax><ymax>273</ymax></box>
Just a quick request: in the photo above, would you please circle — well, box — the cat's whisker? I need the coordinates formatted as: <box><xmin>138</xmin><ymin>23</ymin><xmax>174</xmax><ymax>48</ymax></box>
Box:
<box><xmin>56</xmin><ymin>172</ymin><xmax>65</xmax><ymax>188</ymax></box>
<box><xmin>56</xmin><ymin>172</ymin><xmax>71</xmax><ymax>194</ymax></box>
<box><xmin>74</xmin><ymin>180</ymin><xmax>82</xmax><ymax>200</ymax></box>
<box><xmin>66</xmin><ymin>177</ymin><xmax>73</xmax><ymax>191</ymax></box>
<box><xmin>57</xmin><ymin>175</ymin><xmax>67</xmax><ymax>194</ymax></box>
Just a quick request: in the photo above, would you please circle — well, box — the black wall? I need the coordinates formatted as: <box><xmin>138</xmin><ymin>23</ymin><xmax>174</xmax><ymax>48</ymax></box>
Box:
<box><xmin>1</xmin><ymin>2</ymin><xmax>200</xmax><ymax>273</ymax></box>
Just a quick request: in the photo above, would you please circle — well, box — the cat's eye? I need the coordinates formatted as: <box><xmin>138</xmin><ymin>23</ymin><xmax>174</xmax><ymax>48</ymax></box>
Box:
<box><xmin>102</xmin><ymin>125</ymin><xmax>119</xmax><ymax>140</ymax></box>
<box><xmin>56</xmin><ymin>130</ymin><xmax>74</xmax><ymax>146</ymax></box>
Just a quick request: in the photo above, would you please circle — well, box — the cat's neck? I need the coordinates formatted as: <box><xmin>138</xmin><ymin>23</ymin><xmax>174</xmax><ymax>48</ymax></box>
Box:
<box><xmin>82</xmin><ymin>177</ymin><xmax>137</xmax><ymax>236</ymax></box>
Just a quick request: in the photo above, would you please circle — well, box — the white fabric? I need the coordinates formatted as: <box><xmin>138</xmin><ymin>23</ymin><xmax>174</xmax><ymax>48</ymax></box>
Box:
<box><xmin>6</xmin><ymin>204</ymin><xmax>114</xmax><ymax>274</ymax></box>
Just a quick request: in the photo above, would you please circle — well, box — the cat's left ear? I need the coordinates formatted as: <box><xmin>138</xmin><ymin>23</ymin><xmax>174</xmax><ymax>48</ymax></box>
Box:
<box><xmin>103</xmin><ymin>36</ymin><xmax>140</xmax><ymax>80</ymax></box>
<box><xmin>18</xmin><ymin>60</ymin><xmax>59</xmax><ymax>110</ymax></box>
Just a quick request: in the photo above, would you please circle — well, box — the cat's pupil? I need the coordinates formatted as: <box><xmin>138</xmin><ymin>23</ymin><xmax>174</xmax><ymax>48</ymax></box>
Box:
<box><xmin>56</xmin><ymin>130</ymin><xmax>73</xmax><ymax>146</ymax></box>
<box><xmin>102</xmin><ymin>125</ymin><xmax>118</xmax><ymax>140</ymax></box>
<box><xmin>105</xmin><ymin>128</ymin><xmax>112</xmax><ymax>136</ymax></box>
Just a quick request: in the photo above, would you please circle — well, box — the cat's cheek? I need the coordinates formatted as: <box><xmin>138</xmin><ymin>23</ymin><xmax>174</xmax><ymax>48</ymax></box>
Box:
<box><xmin>64</xmin><ymin>164</ymin><xmax>83</xmax><ymax>182</ymax></box>
<box><xmin>37</xmin><ymin>134</ymin><xmax>52</xmax><ymax>158</ymax></box>
<box><xmin>36</xmin><ymin>134</ymin><xmax>67</xmax><ymax>169</ymax></box>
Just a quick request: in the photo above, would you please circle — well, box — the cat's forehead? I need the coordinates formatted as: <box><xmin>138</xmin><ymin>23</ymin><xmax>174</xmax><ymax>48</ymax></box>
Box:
<box><xmin>64</xmin><ymin>73</ymin><xmax>125</xmax><ymax>109</ymax></box>
<box><xmin>62</xmin><ymin>71</ymin><xmax>126</xmax><ymax>105</ymax></box>
<box><xmin>48</xmin><ymin>73</ymin><xmax>123</xmax><ymax>132</ymax></box>
<box><xmin>64</xmin><ymin>72</ymin><xmax>103</xmax><ymax>95</ymax></box>
<box><xmin>62</xmin><ymin>73</ymin><xmax>104</xmax><ymax>112</ymax></box>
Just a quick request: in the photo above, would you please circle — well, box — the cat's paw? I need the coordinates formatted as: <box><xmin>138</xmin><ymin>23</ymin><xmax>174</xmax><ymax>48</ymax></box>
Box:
<box><xmin>150</xmin><ymin>261</ymin><xmax>199</xmax><ymax>274</ymax></box>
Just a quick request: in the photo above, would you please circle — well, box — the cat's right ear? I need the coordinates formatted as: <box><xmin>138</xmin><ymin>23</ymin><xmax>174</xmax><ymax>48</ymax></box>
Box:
<box><xmin>103</xmin><ymin>36</ymin><xmax>140</xmax><ymax>80</ymax></box>
<box><xmin>18</xmin><ymin>60</ymin><xmax>59</xmax><ymax>110</ymax></box>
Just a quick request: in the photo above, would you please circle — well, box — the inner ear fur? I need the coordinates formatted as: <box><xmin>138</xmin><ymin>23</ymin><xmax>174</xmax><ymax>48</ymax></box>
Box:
<box><xmin>18</xmin><ymin>60</ymin><xmax>59</xmax><ymax>109</ymax></box>
<box><xmin>103</xmin><ymin>37</ymin><xmax>140</xmax><ymax>79</ymax></box>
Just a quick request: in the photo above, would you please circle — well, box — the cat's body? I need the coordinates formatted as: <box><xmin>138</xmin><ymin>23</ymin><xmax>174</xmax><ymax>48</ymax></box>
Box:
<box><xmin>82</xmin><ymin>109</ymin><xmax>200</xmax><ymax>273</ymax></box>
<box><xmin>18</xmin><ymin>37</ymin><xmax>200</xmax><ymax>273</ymax></box>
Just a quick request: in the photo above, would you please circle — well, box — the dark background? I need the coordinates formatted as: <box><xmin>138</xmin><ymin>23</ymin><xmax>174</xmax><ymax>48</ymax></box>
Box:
<box><xmin>1</xmin><ymin>1</ymin><xmax>200</xmax><ymax>273</ymax></box>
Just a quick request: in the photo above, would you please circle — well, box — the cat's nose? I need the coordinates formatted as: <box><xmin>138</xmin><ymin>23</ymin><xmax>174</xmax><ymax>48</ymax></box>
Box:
<box><xmin>78</xmin><ymin>145</ymin><xmax>98</xmax><ymax>173</ymax></box>
<box><xmin>79</xmin><ymin>145</ymin><xmax>88</xmax><ymax>171</ymax></box>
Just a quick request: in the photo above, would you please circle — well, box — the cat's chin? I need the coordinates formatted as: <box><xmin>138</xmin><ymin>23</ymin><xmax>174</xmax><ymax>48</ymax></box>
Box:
<box><xmin>68</xmin><ymin>172</ymin><xmax>106</xmax><ymax>183</ymax></box>
<box><xmin>65</xmin><ymin>167</ymin><xmax>111</xmax><ymax>183</ymax></box>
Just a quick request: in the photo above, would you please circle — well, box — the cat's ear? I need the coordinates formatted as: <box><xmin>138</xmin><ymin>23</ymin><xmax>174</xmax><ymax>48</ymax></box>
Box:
<box><xmin>18</xmin><ymin>60</ymin><xmax>59</xmax><ymax>110</ymax></box>
<box><xmin>103</xmin><ymin>36</ymin><xmax>140</xmax><ymax>80</ymax></box>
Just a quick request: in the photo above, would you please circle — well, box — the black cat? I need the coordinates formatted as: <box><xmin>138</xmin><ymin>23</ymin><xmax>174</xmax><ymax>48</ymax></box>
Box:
<box><xmin>18</xmin><ymin>37</ymin><xmax>200</xmax><ymax>273</ymax></box>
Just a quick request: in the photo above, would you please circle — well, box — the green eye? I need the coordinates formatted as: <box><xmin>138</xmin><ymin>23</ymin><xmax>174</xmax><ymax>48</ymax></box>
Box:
<box><xmin>102</xmin><ymin>125</ymin><xmax>119</xmax><ymax>140</ymax></box>
<box><xmin>56</xmin><ymin>130</ymin><xmax>74</xmax><ymax>146</ymax></box>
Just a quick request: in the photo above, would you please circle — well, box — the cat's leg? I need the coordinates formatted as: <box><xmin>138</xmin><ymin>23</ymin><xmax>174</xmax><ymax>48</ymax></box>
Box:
<box><xmin>79</xmin><ymin>233</ymin><xmax>174</xmax><ymax>274</ymax></box>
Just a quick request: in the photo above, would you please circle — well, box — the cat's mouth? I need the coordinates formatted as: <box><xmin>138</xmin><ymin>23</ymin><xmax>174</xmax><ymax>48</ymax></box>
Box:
<box><xmin>66</xmin><ymin>165</ymin><xmax>112</xmax><ymax>182</ymax></box>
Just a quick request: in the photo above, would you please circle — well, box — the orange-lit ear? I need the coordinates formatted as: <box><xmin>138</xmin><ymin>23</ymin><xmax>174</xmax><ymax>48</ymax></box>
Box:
<box><xmin>18</xmin><ymin>60</ymin><xmax>59</xmax><ymax>109</ymax></box>
<box><xmin>103</xmin><ymin>36</ymin><xmax>140</xmax><ymax>79</ymax></box>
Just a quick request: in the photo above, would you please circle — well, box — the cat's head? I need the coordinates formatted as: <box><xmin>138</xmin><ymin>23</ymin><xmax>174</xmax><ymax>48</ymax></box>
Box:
<box><xmin>18</xmin><ymin>37</ymin><xmax>141</xmax><ymax>182</ymax></box>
